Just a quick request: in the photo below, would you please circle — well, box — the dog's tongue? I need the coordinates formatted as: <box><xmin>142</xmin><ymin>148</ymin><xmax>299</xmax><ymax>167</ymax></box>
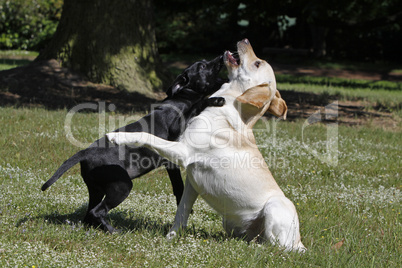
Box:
<box><xmin>227</xmin><ymin>52</ymin><xmax>239</xmax><ymax>66</ymax></box>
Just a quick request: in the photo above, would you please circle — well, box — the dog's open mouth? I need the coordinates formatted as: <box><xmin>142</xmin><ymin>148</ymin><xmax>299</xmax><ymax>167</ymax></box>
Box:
<box><xmin>225</xmin><ymin>51</ymin><xmax>240</xmax><ymax>66</ymax></box>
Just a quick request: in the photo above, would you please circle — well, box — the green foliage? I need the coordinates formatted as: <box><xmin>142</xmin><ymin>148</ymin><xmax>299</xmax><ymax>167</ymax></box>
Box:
<box><xmin>0</xmin><ymin>0</ymin><xmax>401</xmax><ymax>63</ymax></box>
<box><xmin>0</xmin><ymin>0</ymin><xmax>62</xmax><ymax>50</ymax></box>
<box><xmin>154</xmin><ymin>0</ymin><xmax>402</xmax><ymax>61</ymax></box>
<box><xmin>154</xmin><ymin>0</ymin><xmax>238</xmax><ymax>53</ymax></box>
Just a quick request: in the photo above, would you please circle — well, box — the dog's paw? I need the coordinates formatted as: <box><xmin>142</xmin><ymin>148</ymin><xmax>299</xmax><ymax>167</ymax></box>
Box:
<box><xmin>106</xmin><ymin>133</ymin><xmax>120</xmax><ymax>144</ymax></box>
<box><xmin>107</xmin><ymin>132</ymin><xmax>147</xmax><ymax>147</ymax></box>
<box><xmin>208</xmin><ymin>97</ymin><xmax>225</xmax><ymax>107</ymax></box>
<box><xmin>166</xmin><ymin>231</ymin><xmax>177</xmax><ymax>241</ymax></box>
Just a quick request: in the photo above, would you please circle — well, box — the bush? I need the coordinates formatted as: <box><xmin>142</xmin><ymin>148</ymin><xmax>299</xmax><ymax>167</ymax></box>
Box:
<box><xmin>0</xmin><ymin>0</ymin><xmax>62</xmax><ymax>50</ymax></box>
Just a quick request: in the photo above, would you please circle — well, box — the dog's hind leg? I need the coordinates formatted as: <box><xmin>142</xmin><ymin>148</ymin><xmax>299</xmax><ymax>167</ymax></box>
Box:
<box><xmin>262</xmin><ymin>196</ymin><xmax>306</xmax><ymax>252</ymax></box>
<box><xmin>83</xmin><ymin>179</ymin><xmax>105</xmax><ymax>226</ymax></box>
<box><xmin>84</xmin><ymin>166</ymin><xmax>133</xmax><ymax>233</ymax></box>
<box><xmin>81</xmin><ymin>163</ymin><xmax>105</xmax><ymax>226</ymax></box>
<box><xmin>167</xmin><ymin>177</ymin><xmax>199</xmax><ymax>240</ymax></box>
<box><xmin>164</xmin><ymin>163</ymin><xmax>184</xmax><ymax>205</ymax></box>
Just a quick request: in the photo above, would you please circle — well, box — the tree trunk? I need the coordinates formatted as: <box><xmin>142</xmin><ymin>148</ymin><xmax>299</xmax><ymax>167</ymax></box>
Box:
<box><xmin>37</xmin><ymin>0</ymin><xmax>166</xmax><ymax>95</ymax></box>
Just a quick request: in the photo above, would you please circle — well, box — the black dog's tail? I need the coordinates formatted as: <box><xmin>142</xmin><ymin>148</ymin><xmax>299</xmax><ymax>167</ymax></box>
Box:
<box><xmin>41</xmin><ymin>148</ymin><xmax>90</xmax><ymax>191</ymax></box>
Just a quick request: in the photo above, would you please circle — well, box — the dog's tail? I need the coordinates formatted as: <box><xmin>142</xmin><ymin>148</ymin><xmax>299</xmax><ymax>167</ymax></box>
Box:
<box><xmin>41</xmin><ymin>148</ymin><xmax>90</xmax><ymax>191</ymax></box>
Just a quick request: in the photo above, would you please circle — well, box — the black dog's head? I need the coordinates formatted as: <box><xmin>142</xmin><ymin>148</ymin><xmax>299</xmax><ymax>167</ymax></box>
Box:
<box><xmin>166</xmin><ymin>55</ymin><xmax>224</xmax><ymax>98</ymax></box>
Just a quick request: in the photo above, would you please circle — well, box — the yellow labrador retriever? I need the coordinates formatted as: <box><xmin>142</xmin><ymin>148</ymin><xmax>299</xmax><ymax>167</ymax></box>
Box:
<box><xmin>107</xmin><ymin>39</ymin><xmax>306</xmax><ymax>252</ymax></box>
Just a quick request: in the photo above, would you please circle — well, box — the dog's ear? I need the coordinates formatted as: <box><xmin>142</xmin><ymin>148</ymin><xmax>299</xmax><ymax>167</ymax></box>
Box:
<box><xmin>267</xmin><ymin>90</ymin><xmax>288</xmax><ymax>119</ymax></box>
<box><xmin>235</xmin><ymin>83</ymin><xmax>274</xmax><ymax>127</ymax></box>
<box><xmin>166</xmin><ymin>74</ymin><xmax>189</xmax><ymax>97</ymax></box>
<box><xmin>236</xmin><ymin>83</ymin><xmax>272</xmax><ymax>109</ymax></box>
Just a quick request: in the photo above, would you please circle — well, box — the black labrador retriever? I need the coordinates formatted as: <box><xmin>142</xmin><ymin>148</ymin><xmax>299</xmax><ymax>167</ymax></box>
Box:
<box><xmin>42</xmin><ymin>56</ymin><xmax>226</xmax><ymax>233</ymax></box>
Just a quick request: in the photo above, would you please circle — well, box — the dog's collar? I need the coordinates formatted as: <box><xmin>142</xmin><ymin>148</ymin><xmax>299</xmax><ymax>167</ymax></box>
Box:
<box><xmin>166</xmin><ymin>87</ymin><xmax>204</xmax><ymax>100</ymax></box>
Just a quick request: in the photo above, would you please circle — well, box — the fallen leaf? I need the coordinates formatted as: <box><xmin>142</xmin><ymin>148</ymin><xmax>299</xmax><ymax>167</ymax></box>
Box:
<box><xmin>332</xmin><ymin>238</ymin><xmax>345</xmax><ymax>250</ymax></box>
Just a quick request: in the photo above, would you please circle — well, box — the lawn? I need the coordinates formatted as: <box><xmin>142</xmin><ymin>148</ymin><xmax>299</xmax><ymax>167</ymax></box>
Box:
<box><xmin>0</xmin><ymin>51</ymin><xmax>401</xmax><ymax>267</ymax></box>
<box><xmin>0</xmin><ymin>105</ymin><xmax>400</xmax><ymax>267</ymax></box>
<box><xmin>276</xmin><ymin>74</ymin><xmax>402</xmax><ymax>116</ymax></box>
<box><xmin>0</xmin><ymin>50</ymin><xmax>38</xmax><ymax>71</ymax></box>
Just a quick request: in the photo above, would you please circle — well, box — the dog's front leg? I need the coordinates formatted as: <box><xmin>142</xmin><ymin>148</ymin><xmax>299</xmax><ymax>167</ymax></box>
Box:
<box><xmin>189</xmin><ymin>97</ymin><xmax>226</xmax><ymax>118</ymax></box>
<box><xmin>167</xmin><ymin>177</ymin><xmax>199</xmax><ymax>240</ymax></box>
<box><xmin>106</xmin><ymin>132</ymin><xmax>190</xmax><ymax>167</ymax></box>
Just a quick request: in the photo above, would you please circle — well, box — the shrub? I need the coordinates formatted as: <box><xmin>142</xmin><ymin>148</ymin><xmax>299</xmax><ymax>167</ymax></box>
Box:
<box><xmin>0</xmin><ymin>0</ymin><xmax>62</xmax><ymax>50</ymax></box>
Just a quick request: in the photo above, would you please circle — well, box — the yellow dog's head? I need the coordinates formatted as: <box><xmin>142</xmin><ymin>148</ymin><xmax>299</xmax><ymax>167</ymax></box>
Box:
<box><xmin>224</xmin><ymin>39</ymin><xmax>277</xmax><ymax>94</ymax></box>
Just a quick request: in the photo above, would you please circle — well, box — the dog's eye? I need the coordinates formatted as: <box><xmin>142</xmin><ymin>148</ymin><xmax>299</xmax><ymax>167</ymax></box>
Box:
<box><xmin>254</xmin><ymin>61</ymin><xmax>261</xmax><ymax>68</ymax></box>
<box><xmin>200</xmin><ymin>64</ymin><xmax>206</xmax><ymax>69</ymax></box>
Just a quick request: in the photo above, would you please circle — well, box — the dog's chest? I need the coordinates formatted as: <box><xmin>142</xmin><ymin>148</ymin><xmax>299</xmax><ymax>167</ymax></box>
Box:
<box><xmin>186</xmin><ymin>156</ymin><xmax>275</xmax><ymax>213</ymax></box>
<box><xmin>182</xmin><ymin>106</ymin><xmax>244</xmax><ymax>149</ymax></box>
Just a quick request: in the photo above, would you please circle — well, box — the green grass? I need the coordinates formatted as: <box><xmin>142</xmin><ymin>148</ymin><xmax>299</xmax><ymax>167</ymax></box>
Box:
<box><xmin>0</xmin><ymin>106</ymin><xmax>401</xmax><ymax>267</ymax></box>
<box><xmin>0</xmin><ymin>50</ymin><xmax>401</xmax><ymax>266</ymax></box>
<box><xmin>277</xmin><ymin>75</ymin><xmax>402</xmax><ymax>116</ymax></box>
<box><xmin>0</xmin><ymin>50</ymin><xmax>38</xmax><ymax>71</ymax></box>
<box><xmin>264</xmin><ymin>53</ymin><xmax>402</xmax><ymax>74</ymax></box>
<box><xmin>0</xmin><ymin>58</ymin><xmax>32</xmax><ymax>71</ymax></box>
<box><xmin>0</xmin><ymin>50</ymin><xmax>38</xmax><ymax>58</ymax></box>
<box><xmin>277</xmin><ymin>74</ymin><xmax>402</xmax><ymax>91</ymax></box>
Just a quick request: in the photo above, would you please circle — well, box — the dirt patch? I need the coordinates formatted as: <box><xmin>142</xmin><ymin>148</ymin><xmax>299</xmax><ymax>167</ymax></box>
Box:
<box><xmin>0</xmin><ymin>59</ymin><xmax>400</xmax><ymax>131</ymax></box>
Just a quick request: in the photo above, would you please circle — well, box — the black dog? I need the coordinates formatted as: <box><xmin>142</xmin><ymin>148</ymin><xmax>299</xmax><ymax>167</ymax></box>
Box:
<box><xmin>42</xmin><ymin>56</ymin><xmax>225</xmax><ymax>233</ymax></box>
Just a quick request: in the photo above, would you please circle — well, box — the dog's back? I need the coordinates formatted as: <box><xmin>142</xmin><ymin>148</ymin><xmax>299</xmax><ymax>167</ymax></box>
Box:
<box><xmin>84</xmin><ymin>96</ymin><xmax>203</xmax><ymax>176</ymax></box>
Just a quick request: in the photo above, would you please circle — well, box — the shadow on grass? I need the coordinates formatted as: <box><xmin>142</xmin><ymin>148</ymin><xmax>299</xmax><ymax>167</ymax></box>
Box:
<box><xmin>109</xmin><ymin>210</ymin><xmax>229</xmax><ymax>241</ymax></box>
<box><xmin>16</xmin><ymin>204</ymin><xmax>88</xmax><ymax>228</ymax></box>
<box><xmin>16</xmin><ymin>204</ymin><xmax>229</xmax><ymax>241</ymax></box>
<box><xmin>0</xmin><ymin>58</ymin><xmax>32</xmax><ymax>68</ymax></box>
<box><xmin>0</xmin><ymin>60</ymin><xmax>158</xmax><ymax>112</ymax></box>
